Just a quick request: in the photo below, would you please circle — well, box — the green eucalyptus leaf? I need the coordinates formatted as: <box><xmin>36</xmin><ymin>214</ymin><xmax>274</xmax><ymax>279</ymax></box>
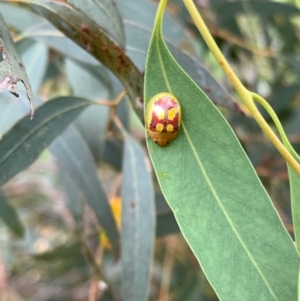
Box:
<box><xmin>121</xmin><ymin>134</ymin><xmax>155</xmax><ymax>301</ymax></box>
<box><xmin>0</xmin><ymin>190</ymin><xmax>24</xmax><ymax>237</ymax></box>
<box><xmin>144</xmin><ymin>4</ymin><xmax>300</xmax><ymax>301</ymax></box>
<box><xmin>50</xmin><ymin>126</ymin><xmax>119</xmax><ymax>252</ymax></box>
<box><xmin>0</xmin><ymin>96</ymin><xmax>92</xmax><ymax>187</ymax></box>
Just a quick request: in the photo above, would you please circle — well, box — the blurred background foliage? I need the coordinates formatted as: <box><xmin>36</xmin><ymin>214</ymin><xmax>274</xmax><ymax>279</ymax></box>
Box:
<box><xmin>0</xmin><ymin>0</ymin><xmax>299</xmax><ymax>300</ymax></box>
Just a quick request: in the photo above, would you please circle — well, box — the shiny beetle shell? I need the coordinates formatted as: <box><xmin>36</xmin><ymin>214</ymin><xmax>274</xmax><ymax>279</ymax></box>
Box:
<box><xmin>146</xmin><ymin>92</ymin><xmax>182</xmax><ymax>146</ymax></box>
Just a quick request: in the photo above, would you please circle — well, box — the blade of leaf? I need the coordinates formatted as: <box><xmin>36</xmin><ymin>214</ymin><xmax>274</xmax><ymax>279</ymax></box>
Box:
<box><xmin>66</xmin><ymin>0</ymin><xmax>125</xmax><ymax>48</ymax></box>
<box><xmin>49</xmin><ymin>126</ymin><xmax>119</xmax><ymax>252</ymax></box>
<box><xmin>0</xmin><ymin>189</ymin><xmax>24</xmax><ymax>237</ymax></box>
<box><xmin>144</xmin><ymin>4</ymin><xmax>300</xmax><ymax>301</ymax></box>
<box><xmin>121</xmin><ymin>134</ymin><xmax>155</xmax><ymax>301</ymax></box>
<box><xmin>0</xmin><ymin>96</ymin><xmax>92</xmax><ymax>187</ymax></box>
<box><xmin>0</xmin><ymin>11</ymin><xmax>34</xmax><ymax>118</ymax></box>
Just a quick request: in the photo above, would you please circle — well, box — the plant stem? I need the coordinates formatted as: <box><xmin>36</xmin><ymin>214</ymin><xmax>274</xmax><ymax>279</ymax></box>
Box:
<box><xmin>252</xmin><ymin>93</ymin><xmax>300</xmax><ymax>162</ymax></box>
<box><xmin>182</xmin><ymin>0</ymin><xmax>300</xmax><ymax>175</ymax></box>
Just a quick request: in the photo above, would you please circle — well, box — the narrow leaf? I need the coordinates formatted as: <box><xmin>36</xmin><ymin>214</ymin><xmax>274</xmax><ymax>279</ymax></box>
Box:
<box><xmin>144</xmin><ymin>4</ymin><xmax>300</xmax><ymax>301</ymax></box>
<box><xmin>0</xmin><ymin>96</ymin><xmax>91</xmax><ymax>187</ymax></box>
<box><xmin>0</xmin><ymin>11</ymin><xmax>34</xmax><ymax>117</ymax></box>
<box><xmin>121</xmin><ymin>134</ymin><xmax>155</xmax><ymax>301</ymax></box>
<box><xmin>50</xmin><ymin>126</ymin><xmax>119</xmax><ymax>252</ymax></box>
<box><xmin>0</xmin><ymin>189</ymin><xmax>24</xmax><ymax>237</ymax></box>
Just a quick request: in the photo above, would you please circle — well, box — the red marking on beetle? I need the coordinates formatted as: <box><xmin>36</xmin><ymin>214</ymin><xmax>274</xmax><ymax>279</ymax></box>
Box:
<box><xmin>149</xmin><ymin>97</ymin><xmax>179</xmax><ymax>133</ymax></box>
